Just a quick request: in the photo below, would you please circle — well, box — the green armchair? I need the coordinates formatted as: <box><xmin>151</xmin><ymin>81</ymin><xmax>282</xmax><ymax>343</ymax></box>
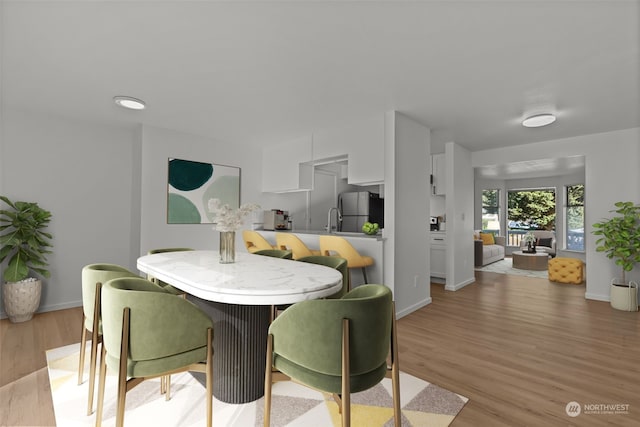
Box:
<box><xmin>264</xmin><ymin>284</ymin><xmax>400</xmax><ymax>427</ymax></box>
<box><xmin>253</xmin><ymin>249</ymin><xmax>293</xmax><ymax>259</ymax></box>
<box><xmin>95</xmin><ymin>277</ymin><xmax>214</xmax><ymax>427</ymax></box>
<box><xmin>79</xmin><ymin>263</ymin><xmax>139</xmax><ymax>415</ymax></box>
<box><xmin>297</xmin><ymin>255</ymin><xmax>349</xmax><ymax>299</ymax></box>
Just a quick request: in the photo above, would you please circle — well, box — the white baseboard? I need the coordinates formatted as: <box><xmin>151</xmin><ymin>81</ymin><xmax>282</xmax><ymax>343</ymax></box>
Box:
<box><xmin>445</xmin><ymin>277</ymin><xmax>475</xmax><ymax>291</ymax></box>
<box><xmin>0</xmin><ymin>300</ymin><xmax>82</xmax><ymax>320</ymax></box>
<box><xmin>585</xmin><ymin>292</ymin><xmax>609</xmax><ymax>302</ymax></box>
<box><xmin>396</xmin><ymin>297</ymin><xmax>431</xmax><ymax>319</ymax></box>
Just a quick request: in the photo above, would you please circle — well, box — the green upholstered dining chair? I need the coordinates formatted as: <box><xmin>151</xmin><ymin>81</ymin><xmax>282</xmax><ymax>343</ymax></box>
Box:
<box><xmin>297</xmin><ymin>255</ymin><xmax>349</xmax><ymax>299</ymax></box>
<box><xmin>254</xmin><ymin>248</ymin><xmax>293</xmax><ymax>259</ymax></box>
<box><xmin>146</xmin><ymin>247</ymin><xmax>194</xmax><ymax>295</ymax></box>
<box><xmin>264</xmin><ymin>284</ymin><xmax>400</xmax><ymax>427</ymax></box>
<box><xmin>78</xmin><ymin>263</ymin><xmax>139</xmax><ymax>415</ymax></box>
<box><xmin>95</xmin><ymin>277</ymin><xmax>214</xmax><ymax>427</ymax></box>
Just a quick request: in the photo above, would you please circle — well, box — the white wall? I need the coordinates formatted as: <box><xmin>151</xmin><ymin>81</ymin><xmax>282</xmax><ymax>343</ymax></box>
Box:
<box><xmin>140</xmin><ymin>125</ymin><xmax>285</xmax><ymax>253</ymax></box>
<box><xmin>445</xmin><ymin>142</ymin><xmax>475</xmax><ymax>290</ymax></box>
<box><xmin>472</xmin><ymin>127</ymin><xmax>640</xmax><ymax>301</ymax></box>
<box><xmin>1</xmin><ymin>108</ymin><xmax>140</xmax><ymax>316</ymax></box>
<box><xmin>386</xmin><ymin>112</ymin><xmax>431</xmax><ymax>317</ymax></box>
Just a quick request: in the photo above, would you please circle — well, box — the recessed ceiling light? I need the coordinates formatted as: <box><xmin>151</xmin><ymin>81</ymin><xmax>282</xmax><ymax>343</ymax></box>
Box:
<box><xmin>522</xmin><ymin>113</ymin><xmax>556</xmax><ymax>128</ymax></box>
<box><xmin>113</xmin><ymin>96</ymin><xmax>146</xmax><ymax>110</ymax></box>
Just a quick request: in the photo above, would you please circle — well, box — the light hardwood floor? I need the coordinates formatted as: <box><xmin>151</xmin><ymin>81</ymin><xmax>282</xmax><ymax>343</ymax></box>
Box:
<box><xmin>1</xmin><ymin>271</ymin><xmax>638</xmax><ymax>426</ymax></box>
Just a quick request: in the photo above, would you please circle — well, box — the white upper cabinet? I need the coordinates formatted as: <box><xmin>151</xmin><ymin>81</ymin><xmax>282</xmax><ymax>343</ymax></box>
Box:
<box><xmin>431</xmin><ymin>153</ymin><xmax>446</xmax><ymax>196</ymax></box>
<box><xmin>262</xmin><ymin>136</ymin><xmax>313</xmax><ymax>193</ymax></box>
<box><xmin>346</xmin><ymin>115</ymin><xmax>385</xmax><ymax>185</ymax></box>
<box><xmin>312</xmin><ymin>114</ymin><xmax>385</xmax><ymax>186</ymax></box>
<box><xmin>262</xmin><ymin>114</ymin><xmax>386</xmax><ymax>192</ymax></box>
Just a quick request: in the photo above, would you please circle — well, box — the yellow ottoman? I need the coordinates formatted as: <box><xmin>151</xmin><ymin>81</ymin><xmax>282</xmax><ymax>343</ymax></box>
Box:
<box><xmin>548</xmin><ymin>257</ymin><xmax>584</xmax><ymax>284</ymax></box>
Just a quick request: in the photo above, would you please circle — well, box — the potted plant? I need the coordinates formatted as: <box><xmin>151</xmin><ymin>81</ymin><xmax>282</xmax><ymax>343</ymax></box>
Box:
<box><xmin>522</xmin><ymin>231</ymin><xmax>537</xmax><ymax>253</ymax></box>
<box><xmin>592</xmin><ymin>201</ymin><xmax>640</xmax><ymax>312</ymax></box>
<box><xmin>0</xmin><ymin>196</ymin><xmax>53</xmax><ymax>322</ymax></box>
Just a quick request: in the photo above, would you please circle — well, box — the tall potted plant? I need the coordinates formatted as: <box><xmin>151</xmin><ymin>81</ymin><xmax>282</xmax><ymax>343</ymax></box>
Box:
<box><xmin>0</xmin><ymin>196</ymin><xmax>53</xmax><ymax>322</ymax></box>
<box><xmin>592</xmin><ymin>201</ymin><xmax>640</xmax><ymax>312</ymax></box>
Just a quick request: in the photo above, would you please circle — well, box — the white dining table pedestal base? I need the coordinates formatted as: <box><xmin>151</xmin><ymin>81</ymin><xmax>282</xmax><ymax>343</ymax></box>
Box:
<box><xmin>188</xmin><ymin>296</ymin><xmax>270</xmax><ymax>404</ymax></box>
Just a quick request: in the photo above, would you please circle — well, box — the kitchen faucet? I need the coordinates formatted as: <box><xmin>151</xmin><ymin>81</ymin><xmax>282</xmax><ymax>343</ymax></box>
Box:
<box><xmin>326</xmin><ymin>207</ymin><xmax>342</xmax><ymax>233</ymax></box>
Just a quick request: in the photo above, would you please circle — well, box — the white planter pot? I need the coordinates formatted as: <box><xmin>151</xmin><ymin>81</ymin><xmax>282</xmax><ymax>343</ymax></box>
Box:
<box><xmin>2</xmin><ymin>278</ymin><xmax>42</xmax><ymax>322</ymax></box>
<box><xmin>610</xmin><ymin>281</ymin><xmax>638</xmax><ymax>312</ymax></box>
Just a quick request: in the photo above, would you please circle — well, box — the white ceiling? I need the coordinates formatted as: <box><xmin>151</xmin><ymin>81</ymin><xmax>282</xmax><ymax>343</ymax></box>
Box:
<box><xmin>475</xmin><ymin>155</ymin><xmax>586</xmax><ymax>180</ymax></box>
<box><xmin>2</xmin><ymin>1</ymin><xmax>639</xmax><ymax>158</ymax></box>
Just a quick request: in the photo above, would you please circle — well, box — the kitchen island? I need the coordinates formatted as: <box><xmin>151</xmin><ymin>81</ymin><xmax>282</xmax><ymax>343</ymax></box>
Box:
<box><xmin>258</xmin><ymin>229</ymin><xmax>384</xmax><ymax>287</ymax></box>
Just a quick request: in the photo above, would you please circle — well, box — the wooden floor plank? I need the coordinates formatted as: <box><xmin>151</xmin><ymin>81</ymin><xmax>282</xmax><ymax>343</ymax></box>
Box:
<box><xmin>1</xmin><ymin>273</ymin><xmax>639</xmax><ymax>426</ymax></box>
<box><xmin>398</xmin><ymin>272</ymin><xmax>640</xmax><ymax>426</ymax></box>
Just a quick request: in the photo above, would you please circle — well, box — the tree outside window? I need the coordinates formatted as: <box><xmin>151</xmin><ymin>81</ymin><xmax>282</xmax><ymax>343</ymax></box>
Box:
<box><xmin>482</xmin><ymin>189</ymin><xmax>500</xmax><ymax>234</ymax></box>
<box><xmin>507</xmin><ymin>189</ymin><xmax>556</xmax><ymax>230</ymax></box>
<box><xmin>566</xmin><ymin>184</ymin><xmax>584</xmax><ymax>251</ymax></box>
<box><xmin>506</xmin><ymin>189</ymin><xmax>556</xmax><ymax>246</ymax></box>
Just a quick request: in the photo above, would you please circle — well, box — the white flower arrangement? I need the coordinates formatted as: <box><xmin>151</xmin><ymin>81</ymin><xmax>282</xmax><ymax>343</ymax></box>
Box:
<box><xmin>522</xmin><ymin>231</ymin><xmax>537</xmax><ymax>244</ymax></box>
<box><xmin>207</xmin><ymin>198</ymin><xmax>261</xmax><ymax>232</ymax></box>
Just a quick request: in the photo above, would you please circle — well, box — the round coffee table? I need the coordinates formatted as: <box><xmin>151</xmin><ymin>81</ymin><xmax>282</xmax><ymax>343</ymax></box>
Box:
<box><xmin>512</xmin><ymin>251</ymin><xmax>550</xmax><ymax>271</ymax></box>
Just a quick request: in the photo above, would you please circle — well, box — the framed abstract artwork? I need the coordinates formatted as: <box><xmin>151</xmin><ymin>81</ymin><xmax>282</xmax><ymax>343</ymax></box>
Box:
<box><xmin>167</xmin><ymin>158</ymin><xmax>241</xmax><ymax>224</ymax></box>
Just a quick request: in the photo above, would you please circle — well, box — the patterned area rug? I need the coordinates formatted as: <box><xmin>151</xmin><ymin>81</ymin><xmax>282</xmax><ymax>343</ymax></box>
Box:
<box><xmin>47</xmin><ymin>343</ymin><xmax>468</xmax><ymax>426</ymax></box>
<box><xmin>475</xmin><ymin>258</ymin><xmax>549</xmax><ymax>279</ymax></box>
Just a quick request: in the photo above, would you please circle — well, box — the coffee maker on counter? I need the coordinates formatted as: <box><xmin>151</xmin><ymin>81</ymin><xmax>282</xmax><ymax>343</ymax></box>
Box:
<box><xmin>263</xmin><ymin>209</ymin><xmax>291</xmax><ymax>230</ymax></box>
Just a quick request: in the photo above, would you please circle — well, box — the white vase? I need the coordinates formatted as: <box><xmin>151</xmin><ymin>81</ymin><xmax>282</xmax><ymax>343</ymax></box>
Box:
<box><xmin>2</xmin><ymin>278</ymin><xmax>42</xmax><ymax>322</ymax></box>
<box><xmin>610</xmin><ymin>281</ymin><xmax>639</xmax><ymax>312</ymax></box>
<box><xmin>219</xmin><ymin>231</ymin><xmax>236</xmax><ymax>264</ymax></box>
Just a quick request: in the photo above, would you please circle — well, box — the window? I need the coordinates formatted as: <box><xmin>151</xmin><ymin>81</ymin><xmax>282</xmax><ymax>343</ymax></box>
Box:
<box><xmin>566</xmin><ymin>184</ymin><xmax>584</xmax><ymax>251</ymax></box>
<box><xmin>507</xmin><ymin>188</ymin><xmax>556</xmax><ymax>247</ymax></box>
<box><xmin>482</xmin><ymin>189</ymin><xmax>500</xmax><ymax>234</ymax></box>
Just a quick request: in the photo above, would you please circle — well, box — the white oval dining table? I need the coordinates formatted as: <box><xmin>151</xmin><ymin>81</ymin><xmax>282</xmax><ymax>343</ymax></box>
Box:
<box><xmin>137</xmin><ymin>250</ymin><xmax>342</xmax><ymax>404</ymax></box>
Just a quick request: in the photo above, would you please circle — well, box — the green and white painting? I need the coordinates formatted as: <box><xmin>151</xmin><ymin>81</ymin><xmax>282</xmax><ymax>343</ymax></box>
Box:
<box><xmin>167</xmin><ymin>158</ymin><xmax>240</xmax><ymax>224</ymax></box>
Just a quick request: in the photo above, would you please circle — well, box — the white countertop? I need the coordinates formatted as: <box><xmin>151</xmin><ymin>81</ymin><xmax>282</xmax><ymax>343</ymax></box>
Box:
<box><xmin>262</xmin><ymin>229</ymin><xmax>384</xmax><ymax>240</ymax></box>
<box><xmin>137</xmin><ymin>250</ymin><xmax>343</xmax><ymax>305</ymax></box>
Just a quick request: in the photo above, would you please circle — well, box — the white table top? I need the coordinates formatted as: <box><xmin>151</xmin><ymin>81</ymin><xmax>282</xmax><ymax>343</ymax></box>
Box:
<box><xmin>137</xmin><ymin>250</ymin><xmax>343</xmax><ymax>305</ymax></box>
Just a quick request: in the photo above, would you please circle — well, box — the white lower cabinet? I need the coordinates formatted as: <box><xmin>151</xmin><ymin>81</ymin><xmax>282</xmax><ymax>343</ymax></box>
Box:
<box><xmin>430</xmin><ymin>231</ymin><xmax>446</xmax><ymax>279</ymax></box>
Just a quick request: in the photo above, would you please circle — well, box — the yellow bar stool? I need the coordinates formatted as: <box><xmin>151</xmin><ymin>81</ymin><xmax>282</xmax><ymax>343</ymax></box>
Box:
<box><xmin>242</xmin><ymin>230</ymin><xmax>275</xmax><ymax>253</ymax></box>
<box><xmin>319</xmin><ymin>235</ymin><xmax>374</xmax><ymax>286</ymax></box>
<box><xmin>275</xmin><ymin>232</ymin><xmax>322</xmax><ymax>260</ymax></box>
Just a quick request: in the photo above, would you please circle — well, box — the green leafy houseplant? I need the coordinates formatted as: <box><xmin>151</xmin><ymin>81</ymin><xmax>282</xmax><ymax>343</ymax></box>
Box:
<box><xmin>0</xmin><ymin>196</ymin><xmax>53</xmax><ymax>283</ymax></box>
<box><xmin>592</xmin><ymin>201</ymin><xmax>640</xmax><ymax>285</ymax></box>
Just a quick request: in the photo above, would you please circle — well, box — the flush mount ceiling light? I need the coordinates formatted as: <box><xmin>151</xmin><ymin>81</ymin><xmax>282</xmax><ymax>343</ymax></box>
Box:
<box><xmin>113</xmin><ymin>96</ymin><xmax>146</xmax><ymax>110</ymax></box>
<box><xmin>522</xmin><ymin>113</ymin><xmax>556</xmax><ymax>128</ymax></box>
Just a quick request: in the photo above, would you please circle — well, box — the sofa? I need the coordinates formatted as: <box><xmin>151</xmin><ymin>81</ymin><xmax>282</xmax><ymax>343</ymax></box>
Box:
<box><xmin>520</xmin><ymin>230</ymin><xmax>556</xmax><ymax>257</ymax></box>
<box><xmin>474</xmin><ymin>233</ymin><xmax>506</xmax><ymax>267</ymax></box>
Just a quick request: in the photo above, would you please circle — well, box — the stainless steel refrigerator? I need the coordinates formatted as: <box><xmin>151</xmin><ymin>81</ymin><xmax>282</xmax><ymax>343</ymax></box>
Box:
<box><xmin>338</xmin><ymin>191</ymin><xmax>384</xmax><ymax>232</ymax></box>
